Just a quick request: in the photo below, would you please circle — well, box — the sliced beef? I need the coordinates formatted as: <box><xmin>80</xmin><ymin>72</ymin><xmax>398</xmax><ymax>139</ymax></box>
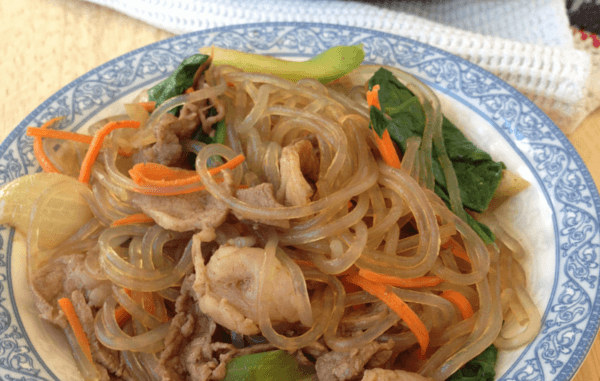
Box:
<box><xmin>132</xmin><ymin>180</ymin><xmax>232</xmax><ymax>232</ymax></box>
<box><xmin>142</xmin><ymin>80</ymin><xmax>226</xmax><ymax>167</ymax></box>
<box><xmin>31</xmin><ymin>254</ymin><xmax>111</xmax><ymax>327</ymax></box>
<box><xmin>234</xmin><ymin>183</ymin><xmax>290</xmax><ymax>229</ymax></box>
<box><xmin>142</xmin><ymin>103</ymin><xmax>202</xmax><ymax>166</ymax></box>
<box><xmin>158</xmin><ymin>274</ymin><xmax>240</xmax><ymax>381</ymax></box>
<box><xmin>315</xmin><ymin>341</ymin><xmax>395</xmax><ymax>381</ymax></box>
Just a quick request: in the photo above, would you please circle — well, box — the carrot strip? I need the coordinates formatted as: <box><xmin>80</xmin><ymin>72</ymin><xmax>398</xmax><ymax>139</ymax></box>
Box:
<box><xmin>111</xmin><ymin>213</ymin><xmax>155</xmax><ymax>227</ymax></box>
<box><xmin>366</xmin><ymin>85</ymin><xmax>382</xmax><ymax>110</ymax></box>
<box><xmin>114</xmin><ymin>306</ymin><xmax>132</xmax><ymax>328</ymax></box>
<box><xmin>367</xmin><ymin>85</ymin><xmax>402</xmax><ymax>169</ymax></box>
<box><xmin>293</xmin><ymin>259</ymin><xmax>316</xmax><ymax>268</ymax></box>
<box><xmin>345</xmin><ymin>274</ymin><xmax>429</xmax><ymax>357</ymax></box>
<box><xmin>358</xmin><ymin>268</ymin><xmax>444</xmax><ymax>288</ymax></box>
<box><xmin>139</xmin><ymin>101</ymin><xmax>156</xmax><ymax>113</ymax></box>
<box><xmin>79</xmin><ymin>121</ymin><xmax>140</xmax><ymax>184</ymax></box>
<box><xmin>28</xmin><ymin>127</ymin><xmax>93</xmax><ymax>144</ymax></box>
<box><xmin>129</xmin><ymin>163</ymin><xmax>198</xmax><ymax>185</ymax></box>
<box><xmin>128</xmin><ymin>154</ymin><xmax>246</xmax><ymax>195</ymax></box>
<box><xmin>373</xmin><ymin>130</ymin><xmax>402</xmax><ymax>169</ymax></box>
<box><xmin>184</xmin><ymin>86</ymin><xmax>195</xmax><ymax>94</ymax></box>
<box><xmin>440</xmin><ymin>290</ymin><xmax>474</xmax><ymax>320</ymax></box>
<box><xmin>142</xmin><ymin>292</ymin><xmax>156</xmax><ymax>316</ymax></box>
<box><xmin>58</xmin><ymin>298</ymin><xmax>94</xmax><ymax>364</ymax></box>
<box><xmin>27</xmin><ymin>127</ymin><xmax>132</xmax><ymax>157</ymax></box>
<box><xmin>442</xmin><ymin>237</ymin><xmax>471</xmax><ymax>263</ymax></box>
<box><xmin>33</xmin><ymin>117</ymin><xmax>64</xmax><ymax>173</ymax></box>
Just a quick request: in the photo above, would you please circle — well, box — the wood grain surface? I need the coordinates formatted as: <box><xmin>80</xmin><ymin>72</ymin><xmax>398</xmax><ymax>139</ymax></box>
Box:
<box><xmin>1</xmin><ymin>0</ymin><xmax>600</xmax><ymax>380</ymax></box>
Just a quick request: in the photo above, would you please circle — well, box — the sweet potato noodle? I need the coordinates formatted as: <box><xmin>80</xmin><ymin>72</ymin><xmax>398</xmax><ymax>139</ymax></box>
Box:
<box><xmin>25</xmin><ymin>62</ymin><xmax>540</xmax><ymax>381</ymax></box>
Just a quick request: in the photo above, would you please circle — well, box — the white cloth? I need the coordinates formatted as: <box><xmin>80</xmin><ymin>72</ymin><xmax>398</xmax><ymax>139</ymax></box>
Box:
<box><xmin>84</xmin><ymin>0</ymin><xmax>597</xmax><ymax>134</ymax></box>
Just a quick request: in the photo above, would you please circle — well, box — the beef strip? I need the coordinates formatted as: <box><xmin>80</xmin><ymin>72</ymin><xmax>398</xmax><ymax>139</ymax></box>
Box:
<box><xmin>315</xmin><ymin>341</ymin><xmax>395</xmax><ymax>381</ymax></box>
<box><xmin>234</xmin><ymin>183</ymin><xmax>290</xmax><ymax>229</ymax></box>
<box><xmin>158</xmin><ymin>274</ymin><xmax>241</xmax><ymax>381</ymax></box>
<box><xmin>142</xmin><ymin>78</ymin><xmax>226</xmax><ymax>167</ymax></box>
<box><xmin>31</xmin><ymin>254</ymin><xmax>111</xmax><ymax>327</ymax></box>
<box><xmin>142</xmin><ymin>102</ymin><xmax>202</xmax><ymax>166</ymax></box>
<box><xmin>131</xmin><ymin>179</ymin><xmax>233</xmax><ymax>232</ymax></box>
<box><xmin>360</xmin><ymin>369</ymin><xmax>434</xmax><ymax>381</ymax></box>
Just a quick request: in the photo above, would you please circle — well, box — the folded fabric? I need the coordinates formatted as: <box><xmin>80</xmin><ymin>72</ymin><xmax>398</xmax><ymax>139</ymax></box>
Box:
<box><xmin>83</xmin><ymin>0</ymin><xmax>596</xmax><ymax>134</ymax></box>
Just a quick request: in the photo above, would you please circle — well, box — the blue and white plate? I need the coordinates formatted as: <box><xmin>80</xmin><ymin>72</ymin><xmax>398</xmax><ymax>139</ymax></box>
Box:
<box><xmin>1</xmin><ymin>23</ymin><xmax>598</xmax><ymax>381</ymax></box>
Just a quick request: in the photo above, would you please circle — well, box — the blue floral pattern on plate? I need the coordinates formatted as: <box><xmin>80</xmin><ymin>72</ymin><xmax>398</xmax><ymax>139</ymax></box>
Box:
<box><xmin>1</xmin><ymin>22</ymin><xmax>598</xmax><ymax>381</ymax></box>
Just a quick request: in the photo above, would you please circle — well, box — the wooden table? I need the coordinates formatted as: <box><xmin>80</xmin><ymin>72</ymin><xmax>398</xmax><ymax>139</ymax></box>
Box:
<box><xmin>2</xmin><ymin>0</ymin><xmax>600</xmax><ymax>380</ymax></box>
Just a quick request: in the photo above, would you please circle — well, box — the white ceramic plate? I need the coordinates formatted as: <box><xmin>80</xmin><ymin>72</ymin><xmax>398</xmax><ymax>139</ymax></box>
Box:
<box><xmin>1</xmin><ymin>23</ymin><xmax>598</xmax><ymax>381</ymax></box>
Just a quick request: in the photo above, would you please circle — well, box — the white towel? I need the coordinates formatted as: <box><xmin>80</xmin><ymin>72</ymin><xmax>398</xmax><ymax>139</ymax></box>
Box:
<box><xmin>84</xmin><ymin>0</ymin><xmax>598</xmax><ymax>134</ymax></box>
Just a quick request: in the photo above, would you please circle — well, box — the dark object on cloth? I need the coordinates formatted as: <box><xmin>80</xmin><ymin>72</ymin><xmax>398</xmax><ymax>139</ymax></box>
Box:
<box><xmin>567</xmin><ymin>0</ymin><xmax>600</xmax><ymax>35</ymax></box>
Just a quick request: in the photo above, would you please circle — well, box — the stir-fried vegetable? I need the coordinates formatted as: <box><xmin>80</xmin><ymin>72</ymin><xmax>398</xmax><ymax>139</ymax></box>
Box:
<box><xmin>447</xmin><ymin>345</ymin><xmax>498</xmax><ymax>381</ymax></box>
<box><xmin>58</xmin><ymin>298</ymin><xmax>94</xmax><ymax>363</ymax></box>
<box><xmin>345</xmin><ymin>273</ymin><xmax>430</xmax><ymax>358</ymax></box>
<box><xmin>78</xmin><ymin>120</ymin><xmax>140</xmax><ymax>183</ymax></box>
<box><xmin>358</xmin><ymin>268</ymin><xmax>444</xmax><ymax>288</ymax></box>
<box><xmin>200</xmin><ymin>45</ymin><xmax>365</xmax><ymax>84</ymax></box>
<box><xmin>27</xmin><ymin>127</ymin><xmax>132</xmax><ymax>157</ymax></box>
<box><xmin>224</xmin><ymin>350</ymin><xmax>315</xmax><ymax>381</ymax></box>
<box><xmin>440</xmin><ymin>290</ymin><xmax>475</xmax><ymax>320</ymax></box>
<box><xmin>148</xmin><ymin>53</ymin><xmax>211</xmax><ymax>110</ymax></box>
<box><xmin>367</xmin><ymin>84</ymin><xmax>402</xmax><ymax>169</ymax></box>
<box><xmin>368</xmin><ymin>68</ymin><xmax>503</xmax><ymax>243</ymax></box>
<box><xmin>110</xmin><ymin>213</ymin><xmax>155</xmax><ymax>227</ymax></box>
<box><xmin>127</xmin><ymin>153</ymin><xmax>245</xmax><ymax>195</ymax></box>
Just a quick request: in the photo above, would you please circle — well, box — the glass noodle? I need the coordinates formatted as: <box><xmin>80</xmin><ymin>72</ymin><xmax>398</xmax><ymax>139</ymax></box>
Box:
<box><xmin>24</xmin><ymin>61</ymin><xmax>540</xmax><ymax>381</ymax></box>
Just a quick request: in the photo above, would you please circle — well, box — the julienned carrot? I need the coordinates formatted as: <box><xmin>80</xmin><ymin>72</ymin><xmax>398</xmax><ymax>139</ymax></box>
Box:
<box><xmin>79</xmin><ymin>121</ymin><xmax>140</xmax><ymax>184</ymax></box>
<box><xmin>58</xmin><ymin>298</ymin><xmax>93</xmax><ymax>364</ymax></box>
<box><xmin>129</xmin><ymin>163</ymin><xmax>198</xmax><ymax>185</ymax></box>
<box><xmin>142</xmin><ymin>292</ymin><xmax>156</xmax><ymax>316</ymax></box>
<box><xmin>442</xmin><ymin>237</ymin><xmax>471</xmax><ymax>263</ymax></box>
<box><xmin>440</xmin><ymin>290</ymin><xmax>474</xmax><ymax>320</ymax></box>
<box><xmin>114</xmin><ymin>306</ymin><xmax>132</xmax><ymax>328</ymax></box>
<box><xmin>27</xmin><ymin>127</ymin><xmax>132</xmax><ymax>157</ymax></box>
<box><xmin>127</xmin><ymin>154</ymin><xmax>246</xmax><ymax>196</ymax></box>
<box><xmin>366</xmin><ymin>85</ymin><xmax>381</xmax><ymax>110</ymax></box>
<box><xmin>139</xmin><ymin>102</ymin><xmax>156</xmax><ymax>113</ymax></box>
<box><xmin>28</xmin><ymin>127</ymin><xmax>93</xmax><ymax>144</ymax></box>
<box><xmin>130</xmin><ymin>154</ymin><xmax>246</xmax><ymax>186</ymax></box>
<box><xmin>33</xmin><ymin>117</ymin><xmax>64</xmax><ymax>173</ymax></box>
<box><xmin>358</xmin><ymin>268</ymin><xmax>444</xmax><ymax>288</ymax></box>
<box><xmin>111</xmin><ymin>213</ymin><xmax>155</xmax><ymax>227</ymax></box>
<box><xmin>367</xmin><ymin>85</ymin><xmax>402</xmax><ymax>169</ymax></box>
<box><xmin>184</xmin><ymin>86</ymin><xmax>195</xmax><ymax>94</ymax></box>
<box><xmin>345</xmin><ymin>274</ymin><xmax>429</xmax><ymax>357</ymax></box>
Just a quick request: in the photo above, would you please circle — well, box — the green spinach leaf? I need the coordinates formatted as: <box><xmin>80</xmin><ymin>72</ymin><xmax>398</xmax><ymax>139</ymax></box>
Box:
<box><xmin>224</xmin><ymin>350</ymin><xmax>315</xmax><ymax>381</ymax></box>
<box><xmin>368</xmin><ymin>68</ymin><xmax>503</xmax><ymax>243</ymax></box>
<box><xmin>448</xmin><ymin>344</ymin><xmax>498</xmax><ymax>381</ymax></box>
<box><xmin>148</xmin><ymin>54</ymin><xmax>210</xmax><ymax>112</ymax></box>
